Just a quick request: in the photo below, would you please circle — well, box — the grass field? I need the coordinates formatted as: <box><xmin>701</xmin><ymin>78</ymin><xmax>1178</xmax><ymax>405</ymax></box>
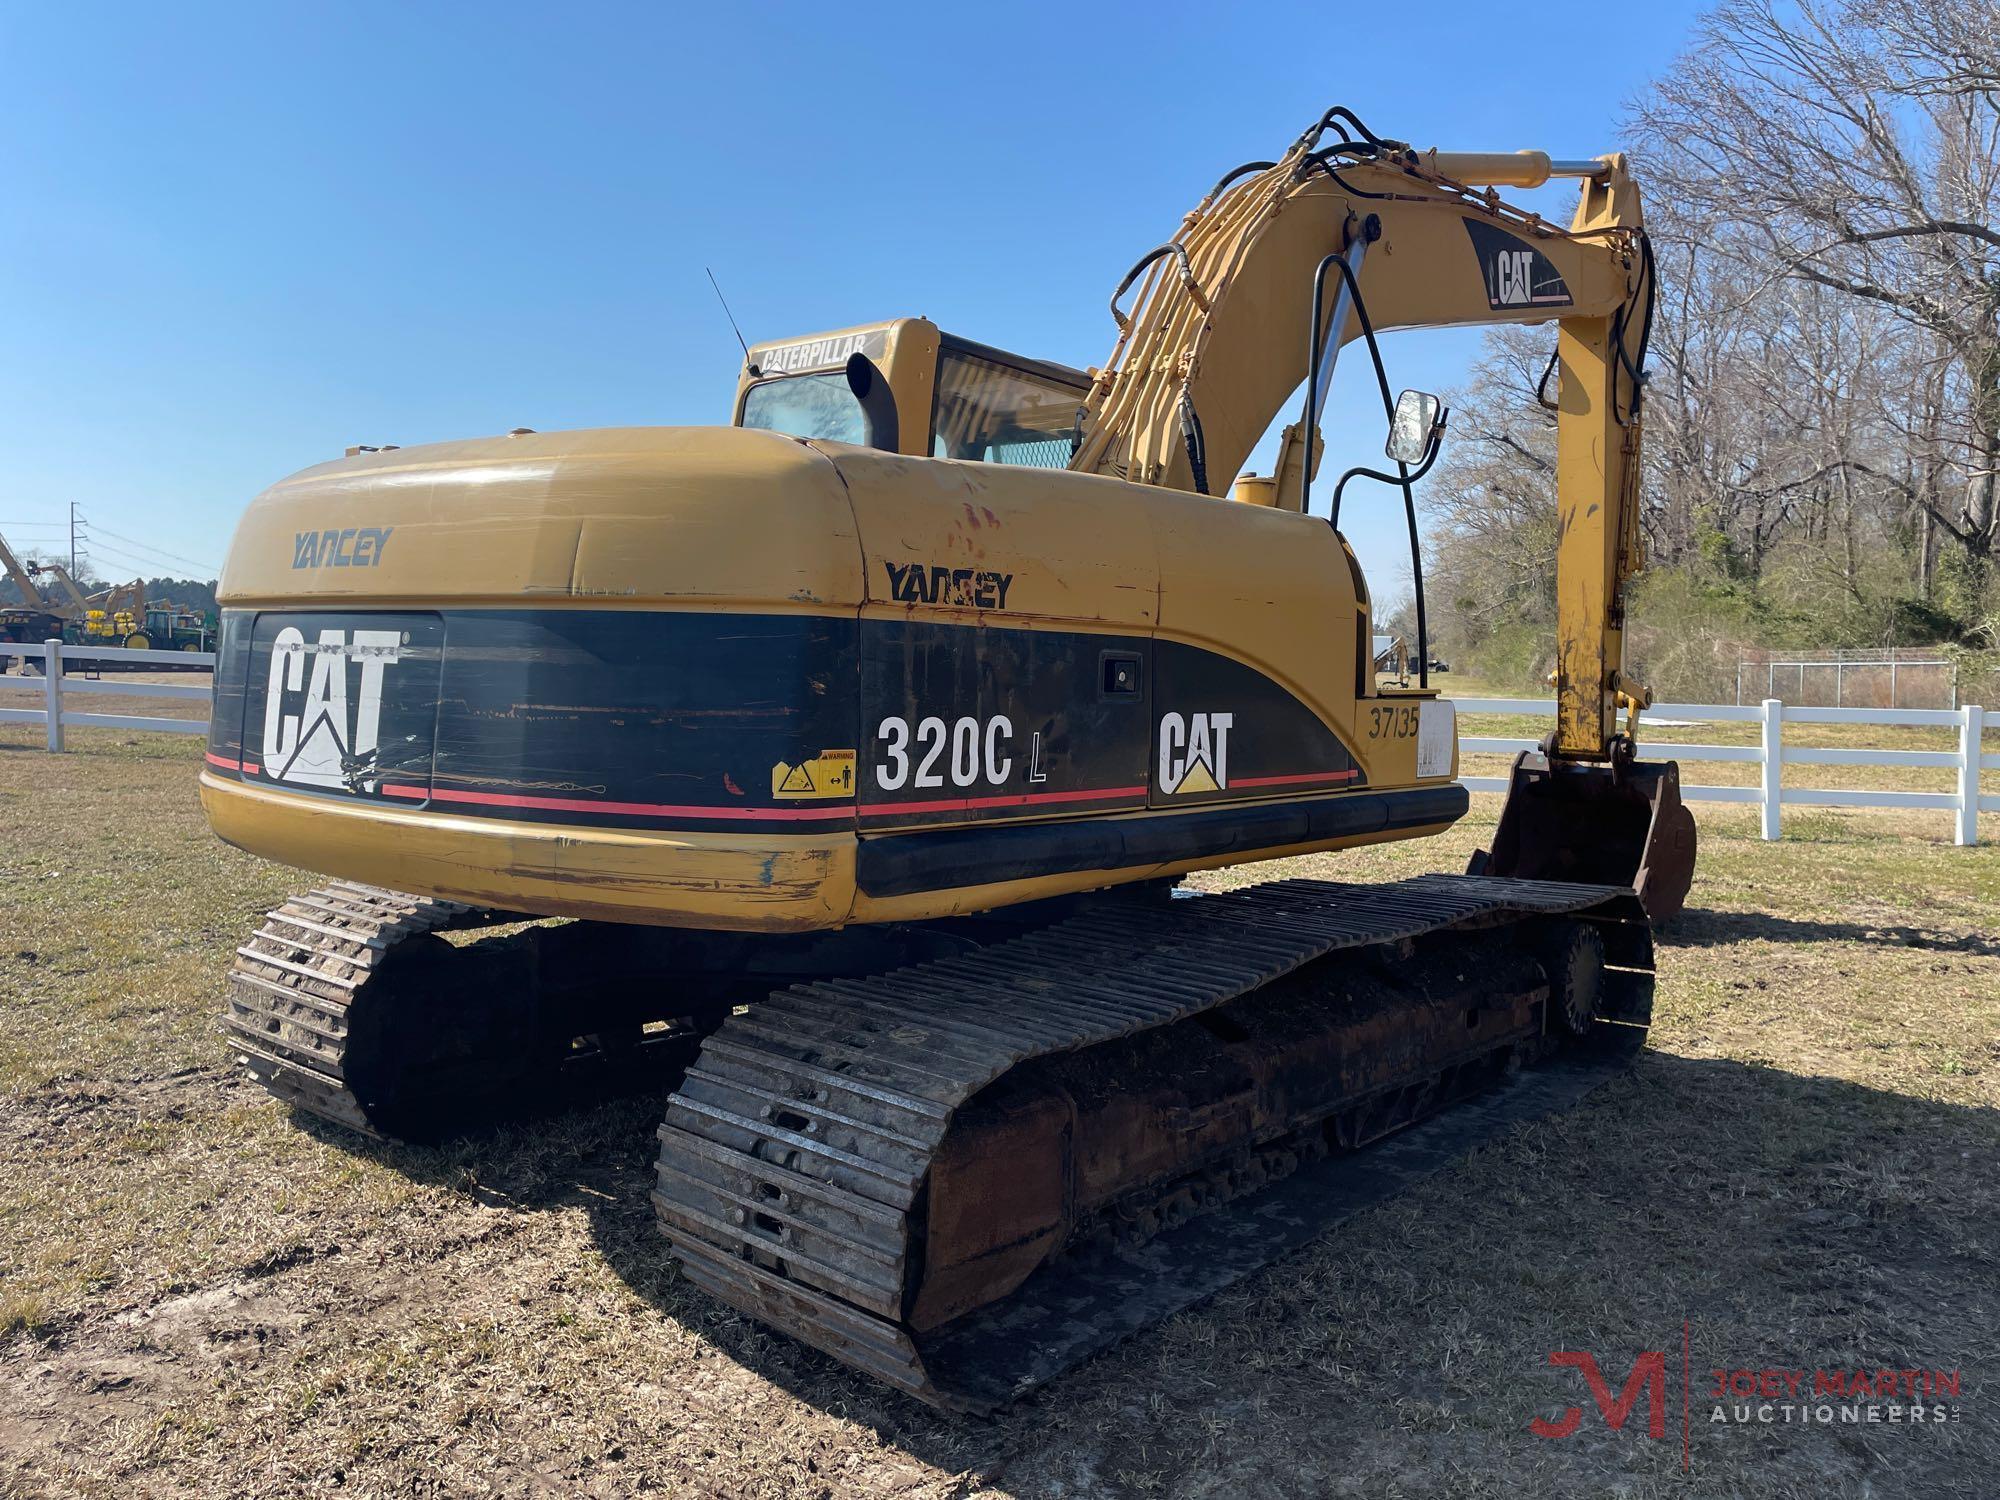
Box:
<box><xmin>2</xmin><ymin>724</ymin><xmax>1997</xmax><ymax>1498</ymax></box>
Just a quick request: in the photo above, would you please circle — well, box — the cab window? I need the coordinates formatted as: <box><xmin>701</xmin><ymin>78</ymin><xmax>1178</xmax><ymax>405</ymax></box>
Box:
<box><xmin>740</xmin><ymin>373</ymin><xmax>866</xmax><ymax>444</ymax></box>
<box><xmin>932</xmin><ymin>350</ymin><xmax>1082</xmax><ymax>467</ymax></box>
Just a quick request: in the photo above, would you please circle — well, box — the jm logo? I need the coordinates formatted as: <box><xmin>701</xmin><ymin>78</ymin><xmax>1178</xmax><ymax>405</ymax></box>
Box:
<box><xmin>1157</xmin><ymin>710</ymin><xmax>1233</xmax><ymax>795</ymax></box>
<box><xmin>261</xmin><ymin>627</ymin><xmax>403</xmax><ymax>791</ymax></box>
<box><xmin>1532</xmin><ymin>1350</ymin><xmax>1668</xmax><ymax>1441</ymax></box>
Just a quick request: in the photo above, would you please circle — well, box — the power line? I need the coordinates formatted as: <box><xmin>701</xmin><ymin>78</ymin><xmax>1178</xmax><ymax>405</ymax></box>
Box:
<box><xmin>87</xmin><ymin>523</ymin><xmax>221</xmax><ymax>575</ymax></box>
<box><xmin>81</xmin><ymin>537</ymin><xmax>220</xmax><ymax>578</ymax></box>
<box><xmin>92</xmin><ymin>548</ymin><xmax>221</xmax><ymax>580</ymax></box>
<box><xmin>83</xmin><ymin>540</ymin><xmax>217</xmax><ymax>579</ymax></box>
<box><xmin>81</xmin><ymin>540</ymin><xmax>166</xmax><ymax>572</ymax></box>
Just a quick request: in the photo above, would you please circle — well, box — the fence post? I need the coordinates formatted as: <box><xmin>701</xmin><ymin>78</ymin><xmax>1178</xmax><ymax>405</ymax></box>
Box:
<box><xmin>1761</xmin><ymin>697</ymin><xmax>1783</xmax><ymax>841</ymax></box>
<box><xmin>1957</xmin><ymin>705</ymin><xmax>1984</xmax><ymax>847</ymax></box>
<box><xmin>42</xmin><ymin>638</ymin><xmax>64</xmax><ymax>753</ymax></box>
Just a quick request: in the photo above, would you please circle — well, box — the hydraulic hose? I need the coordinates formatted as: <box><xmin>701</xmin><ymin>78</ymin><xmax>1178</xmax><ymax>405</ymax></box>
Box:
<box><xmin>1302</xmin><ymin>238</ymin><xmax>1433</xmax><ymax>688</ymax></box>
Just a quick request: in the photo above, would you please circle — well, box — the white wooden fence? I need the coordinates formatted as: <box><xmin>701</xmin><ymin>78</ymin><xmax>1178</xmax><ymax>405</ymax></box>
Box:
<box><xmin>0</xmin><ymin>639</ymin><xmax>214</xmax><ymax>750</ymax></box>
<box><xmin>4</xmin><ymin>640</ymin><xmax>1993</xmax><ymax>846</ymax></box>
<box><xmin>1455</xmin><ymin>697</ymin><xmax>1995</xmax><ymax>846</ymax></box>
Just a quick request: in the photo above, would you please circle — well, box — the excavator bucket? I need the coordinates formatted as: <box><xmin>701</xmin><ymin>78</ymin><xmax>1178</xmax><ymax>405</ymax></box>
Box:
<box><xmin>1472</xmin><ymin>751</ymin><xmax>1697</xmax><ymax>921</ymax></box>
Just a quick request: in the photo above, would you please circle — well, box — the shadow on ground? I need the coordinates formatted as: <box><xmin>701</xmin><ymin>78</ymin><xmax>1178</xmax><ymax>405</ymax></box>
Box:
<box><xmin>1661</xmin><ymin>906</ymin><xmax>2000</xmax><ymax>956</ymax></box>
<box><xmin>305</xmin><ymin>1038</ymin><xmax>2000</xmax><ymax>1496</ymax></box>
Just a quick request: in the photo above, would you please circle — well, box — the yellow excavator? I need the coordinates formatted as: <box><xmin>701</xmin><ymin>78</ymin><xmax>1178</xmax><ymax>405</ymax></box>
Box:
<box><xmin>203</xmin><ymin>107</ymin><xmax>1694</xmax><ymax>1409</ymax></box>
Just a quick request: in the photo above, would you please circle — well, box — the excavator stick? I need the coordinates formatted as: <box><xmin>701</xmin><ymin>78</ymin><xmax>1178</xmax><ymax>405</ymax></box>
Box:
<box><xmin>1473</xmin><ymin>751</ymin><xmax>1697</xmax><ymax>922</ymax></box>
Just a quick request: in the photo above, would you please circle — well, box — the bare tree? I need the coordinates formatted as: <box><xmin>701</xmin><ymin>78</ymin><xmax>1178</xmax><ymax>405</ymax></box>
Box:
<box><xmin>1422</xmin><ymin>329</ymin><xmax>1562</xmax><ymax>668</ymax></box>
<box><xmin>1633</xmin><ymin>0</ymin><xmax>2000</xmax><ymax>560</ymax></box>
<box><xmin>1416</xmin><ymin>0</ymin><xmax>2000</xmax><ymax>692</ymax></box>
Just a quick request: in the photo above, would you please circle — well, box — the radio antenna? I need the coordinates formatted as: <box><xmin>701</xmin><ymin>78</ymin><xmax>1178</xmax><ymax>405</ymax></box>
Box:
<box><xmin>705</xmin><ymin>267</ymin><xmax>758</xmax><ymax>373</ymax></box>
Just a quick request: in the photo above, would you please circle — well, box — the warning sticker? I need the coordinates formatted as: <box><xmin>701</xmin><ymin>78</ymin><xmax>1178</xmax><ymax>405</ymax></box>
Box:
<box><xmin>771</xmin><ymin>749</ymin><xmax>857</xmax><ymax>800</ymax></box>
<box><xmin>1416</xmin><ymin>701</ymin><xmax>1457</xmax><ymax>779</ymax></box>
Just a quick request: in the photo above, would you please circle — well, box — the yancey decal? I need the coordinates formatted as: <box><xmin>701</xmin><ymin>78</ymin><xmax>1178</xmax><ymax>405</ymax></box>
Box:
<box><xmin>882</xmin><ymin>561</ymin><xmax>1014</xmax><ymax>610</ymax></box>
<box><xmin>260</xmin><ymin>627</ymin><xmax>403</xmax><ymax>791</ymax></box>
<box><xmin>1462</xmin><ymin>219</ymin><xmax>1573</xmax><ymax>311</ymax></box>
<box><xmin>1157</xmin><ymin>711</ymin><xmax>1233</xmax><ymax>795</ymax></box>
<box><xmin>771</xmin><ymin>748</ymin><xmax>857</xmax><ymax>800</ymax></box>
<box><xmin>293</xmin><ymin>526</ymin><xmax>393</xmax><ymax>569</ymax></box>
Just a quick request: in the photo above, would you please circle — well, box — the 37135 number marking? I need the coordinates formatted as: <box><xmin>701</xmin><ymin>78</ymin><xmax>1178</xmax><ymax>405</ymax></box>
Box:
<box><xmin>1367</xmin><ymin>704</ymin><xmax>1421</xmax><ymax>738</ymax></box>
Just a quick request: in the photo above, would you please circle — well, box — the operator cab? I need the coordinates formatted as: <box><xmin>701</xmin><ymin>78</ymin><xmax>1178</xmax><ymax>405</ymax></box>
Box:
<box><xmin>732</xmin><ymin>317</ymin><xmax>1089</xmax><ymax>467</ymax></box>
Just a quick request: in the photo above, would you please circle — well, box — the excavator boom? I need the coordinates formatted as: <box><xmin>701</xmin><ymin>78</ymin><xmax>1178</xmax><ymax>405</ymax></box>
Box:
<box><xmin>32</xmin><ymin>561</ymin><xmax>93</xmax><ymax>617</ymax></box>
<box><xmin>1071</xmin><ymin>113</ymin><xmax>1691</xmax><ymax>914</ymax></box>
<box><xmin>0</xmin><ymin>533</ymin><xmax>80</xmax><ymax>620</ymax></box>
<box><xmin>1073</xmin><ymin>118</ymin><xmax>1649</xmax><ymax>759</ymax></box>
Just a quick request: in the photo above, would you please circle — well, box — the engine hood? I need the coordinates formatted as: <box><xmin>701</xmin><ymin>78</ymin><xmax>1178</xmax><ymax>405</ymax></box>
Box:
<box><xmin>218</xmin><ymin>425</ymin><xmax>865</xmax><ymax>610</ymax></box>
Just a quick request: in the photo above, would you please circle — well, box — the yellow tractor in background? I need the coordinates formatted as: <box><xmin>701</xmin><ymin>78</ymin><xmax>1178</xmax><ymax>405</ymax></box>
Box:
<box><xmin>0</xmin><ymin>535</ymin><xmax>214</xmax><ymax>659</ymax></box>
<box><xmin>80</xmin><ymin>582</ymin><xmax>208</xmax><ymax>652</ymax></box>
<box><xmin>201</xmin><ymin>106</ymin><xmax>1694</xmax><ymax>1408</ymax></box>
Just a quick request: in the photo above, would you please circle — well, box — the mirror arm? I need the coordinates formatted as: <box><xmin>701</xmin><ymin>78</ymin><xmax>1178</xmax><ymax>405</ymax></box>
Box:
<box><xmin>1330</xmin><ymin>409</ymin><xmax>1445</xmax><ymax>691</ymax></box>
<box><xmin>1328</xmin><ymin>412</ymin><xmax>1445</xmax><ymax>531</ymax></box>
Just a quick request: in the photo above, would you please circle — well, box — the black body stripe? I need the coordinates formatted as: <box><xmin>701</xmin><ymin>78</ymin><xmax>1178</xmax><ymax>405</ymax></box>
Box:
<box><xmin>209</xmin><ymin>606</ymin><xmax>1375</xmax><ymax>834</ymax></box>
<box><xmin>853</xmin><ymin>784</ymin><xmax>1469</xmax><ymax>898</ymax></box>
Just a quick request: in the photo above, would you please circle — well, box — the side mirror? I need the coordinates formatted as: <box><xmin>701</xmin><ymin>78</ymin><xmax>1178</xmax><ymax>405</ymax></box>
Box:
<box><xmin>1386</xmin><ymin>389</ymin><xmax>1443</xmax><ymax>467</ymax></box>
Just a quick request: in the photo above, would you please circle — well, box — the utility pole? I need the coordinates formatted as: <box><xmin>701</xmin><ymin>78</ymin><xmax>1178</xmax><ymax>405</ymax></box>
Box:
<box><xmin>67</xmin><ymin>502</ymin><xmax>91</xmax><ymax>584</ymax></box>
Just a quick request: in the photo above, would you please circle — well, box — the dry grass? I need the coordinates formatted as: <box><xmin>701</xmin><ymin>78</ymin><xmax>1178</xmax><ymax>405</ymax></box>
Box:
<box><xmin>2</xmin><ymin>725</ymin><xmax>1997</xmax><ymax>1498</ymax></box>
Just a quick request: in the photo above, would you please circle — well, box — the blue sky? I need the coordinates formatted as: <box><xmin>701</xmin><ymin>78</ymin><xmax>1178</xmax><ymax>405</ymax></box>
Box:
<box><xmin>0</xmin><ymin>0</ymin><xmax>1706</xmax><ymax>598</ymax></box>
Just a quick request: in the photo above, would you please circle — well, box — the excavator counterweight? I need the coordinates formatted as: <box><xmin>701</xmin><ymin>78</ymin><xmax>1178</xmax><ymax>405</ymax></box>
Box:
<box><xmin>204</xmin><ymin>104</ymin><xmax>1692</xmax><ymax>1408</ymax></box>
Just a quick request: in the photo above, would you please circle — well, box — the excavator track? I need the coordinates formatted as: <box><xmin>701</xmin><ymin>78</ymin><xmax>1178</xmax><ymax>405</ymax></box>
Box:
<box><xmin>223</xmin><ymin>881</ymin><xmax>713</xmax><ymax>1141</ymax></box>
<box><xmin>653</xmin><ymin>873</ymin><xmax>1653</xmax><ymax>1410</ymax></box>
<box><xmin>223</xmin><ymin>882</ymin><xmax>502</xmax><ymax>1137</ymax></box>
